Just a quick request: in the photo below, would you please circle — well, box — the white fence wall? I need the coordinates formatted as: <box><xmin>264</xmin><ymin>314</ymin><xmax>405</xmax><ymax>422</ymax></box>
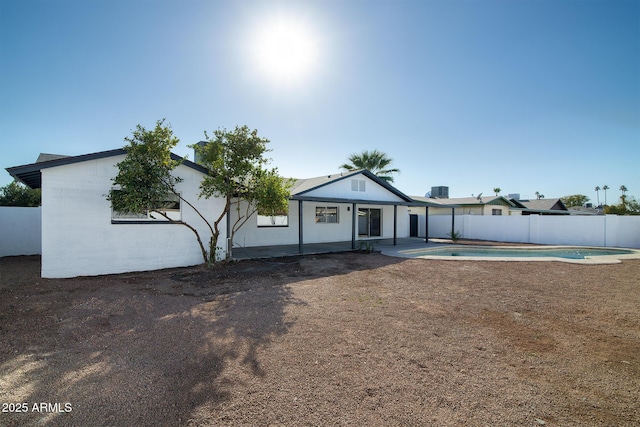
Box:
<box><xmin>426</xmin><ymin>214</ymin><xmax>640</xmax><ymax>248</ymax></box>
<box><xmin>0</xmin><ymin>206</ymin><xmax>42</xmax><ymax>257</ymax></box>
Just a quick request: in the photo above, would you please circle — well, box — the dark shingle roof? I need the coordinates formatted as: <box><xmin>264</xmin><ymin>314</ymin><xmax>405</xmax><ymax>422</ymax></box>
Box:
<box><xmin>6</xmin><ymin>148</ymin><xmax>207</xmax><ymax>189</ymax></box>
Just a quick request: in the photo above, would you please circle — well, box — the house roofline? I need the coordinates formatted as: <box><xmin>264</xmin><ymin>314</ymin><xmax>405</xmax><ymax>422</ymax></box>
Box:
<box><xmin>291</xmin><ymin>195</ymin><xmax>438</xmax><ymax>207</ymax></box>
<box><xmin>293</xmin><ymin>169</ymin><xmax>414</xmax><ymax>203</ymax></box>
<box><xmin>6</xmin><ymin>148</ymin><xmax>208</xmax><ymax>189</ymax></box>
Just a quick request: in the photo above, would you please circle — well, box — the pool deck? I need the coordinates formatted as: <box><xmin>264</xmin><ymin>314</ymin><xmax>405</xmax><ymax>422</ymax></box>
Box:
<box><xmin>231</xmin><ymin>238</ymin><xmax>640</xmax><ymax>265</ymax></box>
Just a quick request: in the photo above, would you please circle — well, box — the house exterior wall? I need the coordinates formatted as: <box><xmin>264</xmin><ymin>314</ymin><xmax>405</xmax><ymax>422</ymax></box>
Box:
<box><xmin>41</xmin><ymin>155</ymin><xmax>225</xmax><ymax>278</ymax></box>
<box><xmin>231</xmin><ymin>200</ymin><xmax>409</xmax><ymax>248</ymax></box>
<box><xmin>0</xmin><ymin>206</ymin><xmax>41</xmax><ymax>257</ymax></box>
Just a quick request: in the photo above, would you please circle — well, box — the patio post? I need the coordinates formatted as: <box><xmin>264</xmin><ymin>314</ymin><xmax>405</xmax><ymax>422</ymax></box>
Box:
<box><xmin>351</xmin><ymin>203</ymin><xmax>356</xmax><ymax>250</ymax></box>
<box><xmin>451</xmin><ymin>207</ymin><xmax>455</xmax><ymax>239</ymax></box>
<box><xmin>298</xmin><ymin>200</ymin><xmax>303</xmax><ymax>254</ymax></box>
<box><xmin>393</xmin><ymin>204</ymin><xmax>397</xmax><ymax>245</ymax></box>
<box><xmin>425</xmin><ymin>206</ymin><xmax>429</xmax><ymax>244</ymax></box>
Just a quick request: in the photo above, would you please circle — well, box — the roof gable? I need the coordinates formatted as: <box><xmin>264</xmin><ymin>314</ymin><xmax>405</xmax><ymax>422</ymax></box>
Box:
<box><xmin>291</xmin><ymin>170</ymin><xmax>413</xmax><ymax>203</ymax></box>
<box><xmin>518</xmin><ymin>198</ymin><xmax>568</xmax><ymax>211</ymax></box>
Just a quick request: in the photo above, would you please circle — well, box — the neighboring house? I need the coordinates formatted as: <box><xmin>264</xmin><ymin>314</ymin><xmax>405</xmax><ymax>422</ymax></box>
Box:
<box><xmin>412</xmin><ymin>195</ymin><xmax>517</xmax><ymax>216</ymax></box>
<box><xmin>7</xmin><ymin>149</ymin><xmax>224</xmax><ymax>278</ymax></box>
<box><xmin>7</xmin><ymin>150</ymin><xmax>421</xmax><ymax>278</ymax></box>
<box><xmin>510</xmin><ymin>198</ymin><xmax>570</xmax><ymax>215</ymax></box>
<box><xmin>567</xmin><ymin>205</ymin><xmax>602</xmax><ymax>216</ymax></box>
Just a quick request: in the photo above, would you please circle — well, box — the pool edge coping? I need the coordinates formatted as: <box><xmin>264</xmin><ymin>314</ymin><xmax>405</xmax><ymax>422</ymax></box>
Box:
<box><xmin>383</xmin><ymin>245</ymin><xmax>640</xmax><ymax>265</ymax></box>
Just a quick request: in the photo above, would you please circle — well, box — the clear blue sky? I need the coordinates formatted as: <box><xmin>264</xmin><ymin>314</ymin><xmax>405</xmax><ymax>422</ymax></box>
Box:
<box><xmin>1</xmin><ymin>0</ymin><xmax>638</xmax><ymax>201</ymax></box>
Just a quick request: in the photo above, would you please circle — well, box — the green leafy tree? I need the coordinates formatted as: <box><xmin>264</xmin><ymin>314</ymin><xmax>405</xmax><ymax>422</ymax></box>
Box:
<box><xmin>192</xmin><ymin>125</ymin><xmax>292</xmax><ymax>259</ymax></box>
<box><xmin>106</xmin><ymin>120</ymin><xmax>214</xmax><ymax>263</ymax></box>
<box><xmin>561</xmin><ymin>194</ymin><xmax>590</xmax><ymax>207</ymax></box>
<box><xmin>340</xmin><ymin>149</ymin><xmax>400</xmax><ymax>182</ymax></box>
<box><xmin>605</xmin><ymin>195</ymin><xmax>640</xmax><ymax>215</ymax></box>
<box><xmin>493</xmin><ymin>187</ymin><xmax>501</xmax><ymax>196</ymax></box>
<box><xmin>0</xmin><ymin>181</ymin><xmax>41</xmax><ymax>206</ymax></box>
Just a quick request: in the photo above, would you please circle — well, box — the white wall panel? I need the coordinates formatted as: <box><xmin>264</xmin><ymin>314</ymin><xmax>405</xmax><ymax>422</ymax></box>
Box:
<box><xmin>0</xmin><ymin>207</ymin><xmax>41</xmax><ymax>256</ymax></box>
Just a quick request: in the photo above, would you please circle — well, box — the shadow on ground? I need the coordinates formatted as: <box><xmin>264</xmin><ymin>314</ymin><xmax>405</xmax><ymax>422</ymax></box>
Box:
<box><xmin>0</xmin><ymin>253</ymin><xmax>403</xmax><ymax>426</ymax></box>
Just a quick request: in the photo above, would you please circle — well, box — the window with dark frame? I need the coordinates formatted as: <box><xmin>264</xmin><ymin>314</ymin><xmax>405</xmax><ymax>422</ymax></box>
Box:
<box><xmin>491</xmin><ymin>208</ymin><xmax>502</xmax><ymax>216</ymax></box>
<box><xmin>315</xmin><ymin>206</ymin><xmax>338</xmax><ymax>223</ymax></box>
<box><xmin>257</xmin><ymin>208</ymin><xmax>289</xmax><ymax>227</ymax></box>
<box><xmin>111</xmin><ymin>190</ymin><xmax>181</xmax><ymax>222</ymax></box>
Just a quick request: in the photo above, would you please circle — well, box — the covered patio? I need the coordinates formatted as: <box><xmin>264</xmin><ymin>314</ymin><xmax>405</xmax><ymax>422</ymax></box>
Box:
<box><xmin>231</xmin><ymin>237</ymin><xmax>442</xmax><ymax>260</ymax></box>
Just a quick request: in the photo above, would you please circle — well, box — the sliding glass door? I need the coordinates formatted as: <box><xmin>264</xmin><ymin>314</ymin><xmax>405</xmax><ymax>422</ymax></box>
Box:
<box><xmin>358</xmin><ymin>208</ymin><xmax>381</xmax><ymax>237</ymax></box>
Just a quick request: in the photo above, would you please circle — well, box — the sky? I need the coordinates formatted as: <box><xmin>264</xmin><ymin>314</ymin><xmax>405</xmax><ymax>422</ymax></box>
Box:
<box><xmin>1</xmin><ymin>0</ymin><xmax>638</xmax><ymax>201</ymax></box>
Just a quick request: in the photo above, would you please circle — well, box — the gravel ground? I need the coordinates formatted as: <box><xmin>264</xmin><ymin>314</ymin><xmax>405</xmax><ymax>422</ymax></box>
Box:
<box><xmin>0</xmin><ymin>252</ymin><xmax>639</xmax><ymax>426</ymax></box>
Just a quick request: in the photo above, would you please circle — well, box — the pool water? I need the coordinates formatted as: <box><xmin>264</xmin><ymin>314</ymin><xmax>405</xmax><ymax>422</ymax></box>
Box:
<box><xmin>403</xmin><ymin>246</ymin><xmax>634</xmax><ymax>260</ymax></box>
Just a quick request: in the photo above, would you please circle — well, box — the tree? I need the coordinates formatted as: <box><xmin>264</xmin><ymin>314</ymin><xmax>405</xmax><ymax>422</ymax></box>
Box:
<box><xmin>561</xmin><ymin>194</ymin><xmax>590</xmax><ymax>207</ymax></box>
<box><xmin>0</xmin><ymin>181</ymin><xmax>41</xmax><ymax>206</ymax></box>
<box><xmin>535</xmin><ymin>191</ymin><xmax>544</xmax><ymax>200</ymax></box>
<box><xmin>602</xmin><ymin>185</ymin><xmax>609</xmax><ymax>205</ymax></box>
<box><xmin>493</xmin><ymin>187</ymin><xmax>501</xmax><ymax>196</ymax></box>
<box><xmin>192</xmin><ymin>125</ymin><xmax>292</xmax><ymax>259</ymax></box>
<box><xmin>594</xmin><ymin>186</ymin><xmax>601</xmax><ymax>206</ymax></box>
<box><xmin>620</xmin><ymin>185</ymin><xmax>628</xmax><ymax>197</ymax></box>
<box><xmin>340</xmin><ymin>149</ymin><xmax>400</xmax><ymax>182</ymax></box>
<box><xmin>106</xmin><ymin>120</ymin><xmax>214</xmax><ymax>263</ymax></box>
<box><xmin>605</xmin><ymin>195</ymin><xmax>640</xmax><ymax>215</ymax></box>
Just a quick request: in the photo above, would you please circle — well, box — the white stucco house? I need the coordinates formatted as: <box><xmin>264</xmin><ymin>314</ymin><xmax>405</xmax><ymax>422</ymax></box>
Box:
<box><xmin>7</xmin><ymin>149</ymin><xmax>225</xmax><ymax>278</ymax></box>
<box><xmin>7</xmin><ymin>149</ymin><xmax>425</xmax><ymax>278</ymax></box>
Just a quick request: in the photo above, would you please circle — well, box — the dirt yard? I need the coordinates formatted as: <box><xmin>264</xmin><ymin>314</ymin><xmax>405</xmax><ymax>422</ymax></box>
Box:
<box><xmin>0</xmin><ymin>252</ymin><xmax>638</xmax><ymax>426</ymax></box>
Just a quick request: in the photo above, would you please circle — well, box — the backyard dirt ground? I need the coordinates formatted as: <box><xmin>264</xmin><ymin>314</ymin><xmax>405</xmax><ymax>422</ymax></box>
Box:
<box><xmin>0</xmin><ymin>251</ymin><xmax>639</xmax><ymax>426</ymax></box>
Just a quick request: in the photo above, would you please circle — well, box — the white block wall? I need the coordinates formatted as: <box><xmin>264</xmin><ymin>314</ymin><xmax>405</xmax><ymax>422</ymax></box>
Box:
<box><xmin>0</xmin><ymin>206</ymin><xmax>41</xmax><ymax>257</ymax></box>
<box><xmin>419</xmin><ymin>212</ymin><xmax>640</xmax><ymax>248</ymax></box>
<box><xmin>41</xmin><ymin>155</ymin><xmax>226</xmax><ymax>278</ymax></box>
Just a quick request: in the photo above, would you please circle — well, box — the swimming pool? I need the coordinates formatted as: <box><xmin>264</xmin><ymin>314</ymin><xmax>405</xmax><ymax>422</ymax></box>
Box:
<box><xmin>397</xmin><ymin>245</ymin><xmax>640</xmax><ymax>264</ymax></box>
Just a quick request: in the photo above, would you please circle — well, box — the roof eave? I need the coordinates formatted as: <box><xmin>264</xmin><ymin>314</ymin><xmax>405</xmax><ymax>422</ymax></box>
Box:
<box><xmin>6</xmin><ymin>148</ymin><xmax>210</xmax><ymax>189</ymax></box>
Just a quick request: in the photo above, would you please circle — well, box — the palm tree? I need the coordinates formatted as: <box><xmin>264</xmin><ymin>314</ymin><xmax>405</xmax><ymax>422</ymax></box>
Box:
<box><xmin>535</xmin><ymin>191</ymin><xmax>544</xmax><ymax>200</ymax></box>
<box><xmin>620</xmin><ymin>185</ymin><xmax>628</xmax><ymax>205</ymax></box>
<box><xmin>340</xmin><ymin>149</ymin><xmax>400</xmax><ymax>183</ymax></box>
<box><xmin>493</xmin><ymin>187</ymin><xmax>501</xmax><ymax>196</ymax></box>
<box><xmin>602</xmin><ymin>185</ymin><xmax>609</xmax><ymax>205</ymax></box>
<box><xmin>595</xmin><ymin>186</ymin><xmax>601</xmax><ymax>206</ymax></box>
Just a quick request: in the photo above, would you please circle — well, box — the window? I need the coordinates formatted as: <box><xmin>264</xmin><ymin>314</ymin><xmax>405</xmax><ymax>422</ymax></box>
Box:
<box><xmin>492</xmin><ymin>209</ymin><xmax>502</xmax><ymax>216</ymax></box>
<box><xmin>351</xmin><ymin>179</ymin><xmax>365</xmax><ymax>192</ymax></box>
<box><xmin>316</xmin><ymin>206</ymin><xmax>338</xmax><ymax>223</ymax></box>
<box><xmin>257</xmin><ymin>209</ymin><xmax>289</xmax><ymax>227</ymax></box>
<box><xmin>111</xmin><ymin>191</ymin><xmax>181</xmax><ymax>222</ymax></box>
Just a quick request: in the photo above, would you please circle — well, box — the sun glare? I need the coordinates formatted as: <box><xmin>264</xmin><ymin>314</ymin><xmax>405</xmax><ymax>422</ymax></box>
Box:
<box><xmin>250</xmin><ymin>15</ymin><xmax>320</xmax><ymax>86</ymax></box>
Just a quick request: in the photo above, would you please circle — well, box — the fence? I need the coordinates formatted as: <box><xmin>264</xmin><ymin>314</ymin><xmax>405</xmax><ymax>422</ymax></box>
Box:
<box><xmin>0</xmin><ymin>206</ymin><xmax>41</xmax><ymax>257</ymax></box>
<box><xmin>426</xmin><ymin>214</ymin><xmax>640</xmax><ymax>249</ymax></box>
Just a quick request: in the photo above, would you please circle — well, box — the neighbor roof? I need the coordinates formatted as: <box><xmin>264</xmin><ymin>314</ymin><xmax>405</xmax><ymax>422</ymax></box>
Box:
<box><xmin>36</xmin><ymin>153</ymin><xmax>69</xmax><ymax>163</ymax></box>
<box><xmin>6</xmin><ymin>148</ymin><xmax>208</xmax><ymax>189</ymax></box>
<box><xmin>516</xmin><ymin>198</ymin><xmax>568</xmax><ymax>211</ymax></box>
<box><xmin>412</xmin><ymin>195</ymin><xmax>514</xmax><ymax>207</ymax></box>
